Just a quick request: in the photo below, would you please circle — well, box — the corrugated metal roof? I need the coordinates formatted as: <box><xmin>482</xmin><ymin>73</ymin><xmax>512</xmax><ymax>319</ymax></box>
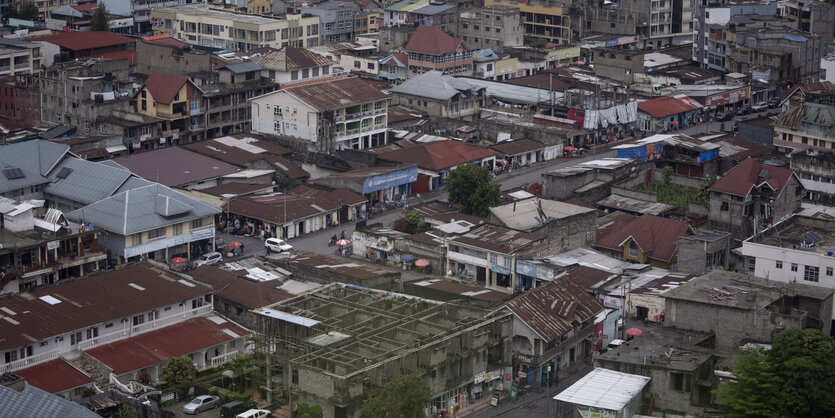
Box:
<box><xmin>391</xmin><ymin>71</ymin><xmax>482</xmax><ymax>101</ymax></box>
<box><xmin>490</xmin><ymin>198</ymin><xmax>594</xmax><ymax>231</ymax></box>
<box><xmin>638</xmin><ymin>94</ymin><xmax>703</xmax><ymax>118</ymax></box>
<box><xmin>554</xmin><ymin>368</ymin><xmax>650</xmax><ymax>411</ymax></box>
<box><xmin>0</xmin><ymin>140</ymin><xmax>69</xmax><ymax>194</ymax></box>
<box><xmin>281</xmin><ymin>77</ymin><xmax>388</xmax><ymax>111</ymax></box>
<box><xmin>255</xmin><ymin>46</ymin><xmax>334</xmax><ymax>71</ymax></box>
<box><xmin>66</xmin><ymin>183</ymin><xmax>221</xmax><ymax>235</ymax></box>
<box><xmin>44</xmin><ymin>158</ymin><xmax>133</xmax><ymax>207</ymax></box>
<box><xmin>0</xmin><ymin>383</ymin><xmax>99</xmax><ymax>418</ymax></box>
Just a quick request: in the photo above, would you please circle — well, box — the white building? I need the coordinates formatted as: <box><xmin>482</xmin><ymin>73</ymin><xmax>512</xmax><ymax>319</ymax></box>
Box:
<box><xmin>740</xmin><ymin>205</ymin><xmax>835</xmax><ymax>320</ymax></box>
<box><xmin>250</xmin><ymin>77</ymin><xmax>388</xmax><ymax>152</ymax></box>
<box><xmin>0</xmin><ymin>263</ymin><xmax>247</xmax><ymax>387</ymax></box>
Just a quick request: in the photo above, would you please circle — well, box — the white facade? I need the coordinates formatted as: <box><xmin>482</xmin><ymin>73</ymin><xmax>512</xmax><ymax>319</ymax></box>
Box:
<box><xmin>740</xmin><ymin>240</ymin><xmax>835</xmax><ymax>317</ymax></box>
<box><xmin>822</xmin><ymin>54</ymin><xmax>835</xmax><ymax>84</ymax></box>
<box><xmin>250</xmin><ymin>89</ymin><xmax>387</xmax><ymax>151</ymax></box>
<box><xmin>1</xmin><ymin>296</ymin><xmax>212</xmax><ymax>374</ymax></box>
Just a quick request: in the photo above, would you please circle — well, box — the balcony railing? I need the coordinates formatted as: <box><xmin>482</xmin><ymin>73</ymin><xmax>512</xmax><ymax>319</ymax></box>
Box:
<box><xmin>210</xmin><ymin>350</ymin><xmax>239</xmax><ymax>367</ymax></box>
<box><xmin>0</xmin><ymin>349</ymin><xmax>59</xmax><ymax>374</ymax></box>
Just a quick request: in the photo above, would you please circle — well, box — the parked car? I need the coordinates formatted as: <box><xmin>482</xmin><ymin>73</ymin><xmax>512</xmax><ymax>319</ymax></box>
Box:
<box><xmin>715</xmin><ymin>111</ymin><xmax>733</xmax><ymax>121</ymax></box>
<box><xmin>735</xmin><ymin>106</ymin><xmax>751</xmax><ymax>116</ymax></box>
<box><xmin>194</xmin><ymin>252</ymin><xmax>223</xmax><ymax>267</ymax></box>
<box><xmin>751</xmin><ymin>102</ymin><xmax>768</xmax><ymax>112</ymax></box>
<box><xmin>184</xmin><ymin>395</ymin><xmax>220</xmax><ymax>414</ymax></box>
<box><xmin>216</xmin><ymin>237</ymin><xmax>227</xmax><ymax>252</ymax></box>
<box><xmin>221</xmin><ymin>401</ymin><xmax>257</xmax><ymax>418</ymax></box>
<box><xmin>265</xmin><ymin>238</ymin><xmax>292</xmax><ymax>253</ymax></box>
<box><xmin>236</xmin><ymin>409</ymin><xmax>271</xmax><ymax>418</ymax></box>
<box><xmin>767</xmin><ymin>98</ymin><xmax>781</xmax><ymax>108</ymax></box>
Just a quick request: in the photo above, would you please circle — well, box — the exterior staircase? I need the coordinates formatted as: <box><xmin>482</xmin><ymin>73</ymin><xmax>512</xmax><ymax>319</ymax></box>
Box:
<box><xmin>66</xmin><ymin>353</ymin><xmax>113</xmax><ymax>392</ymax></box>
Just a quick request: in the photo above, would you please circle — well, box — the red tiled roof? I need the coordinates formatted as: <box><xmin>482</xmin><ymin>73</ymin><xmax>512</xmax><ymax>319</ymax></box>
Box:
<box><xmin>638</xmin><ymin>95</ymin><xmax>703</xmax><ymax>118</ymax></box>
<box><xmin>291</xmin><ymin>184</ymin><xmax>366</xmax><ymax>205</ymax></box>
<box><xmin>595</xmin><ymin>214</ymin><xmax>692</xmax><ymax>262</ymax></box>
<box><xmin>709</xmin><ymin>158</ymin><xmax>797</xmax><ymax>197</ymax></box>
<box><xmin>71</xmin><ymin>2</ymin><xmax>98</xmax><ymax>13</ymax></box>
<box><xmin>141</xmin><ymin>35</ymin><xmax>187</xmax><ymax>49</ymax></box>
<box><xmin>142</xmin><ymin>72</ymin><xmax>189</xmax><ymax>104</ymax></box>
<box><xmin>268</xmin><ymin>155</ymin><xmax>309</xmax><ymax>180</ymax></box>
<box><xmin>405</xmin><ymin>26</ymin><xmax>469</xmax><ymax>55</ymax></box>
<box><xmin>377</xmin><ymin>140</ymin><xmax>495</xmax><ymax>171</ymax></box>
<box><xmin>86</xmin><ymin>317</ymin><xmax>247</xmax><ymax>375</ymax></box>
<box><xmin>16</xmin><ymin>359</ymin><xmax>93</xmax><ymax>394</ymax></box>
<box><xmin>37</xmin><ymin>31</ymin><xmax>135</xmax><ymax>51</ymax></box>
<box><xmin>98</xmin><ymin>50</ymin><xmax>137</xmax><ymax>65</ymax></box>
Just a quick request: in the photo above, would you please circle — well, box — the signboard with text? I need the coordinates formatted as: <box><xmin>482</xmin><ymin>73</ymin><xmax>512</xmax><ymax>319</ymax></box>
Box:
<box><xmin>705</xmin><ymin>87</ymin><xmax>749</xmax><ymax>107</ymax></box>
<box><xmin>362</xmin><ymin>167</ymin><xmax>418</xmax><ymax>194</ymax></box>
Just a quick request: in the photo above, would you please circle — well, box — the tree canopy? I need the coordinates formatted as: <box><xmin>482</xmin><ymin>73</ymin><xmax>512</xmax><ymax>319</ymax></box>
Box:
<box><xmin>715</xmin><ymin>328</ymin><xmax>835</xmax><ymax>418</ymax></box>
<box><xmin>19</xmin><ymin>3</ymin><xmax>38</xmax><ymax>21</ymax></box>
<box><xmin>90</xmin><ymin>4</ymin><xmax>109</xmax><ymax>32</ymax></box>
<box><xmin>359</xmin><ymin>374</ymin><xmax>431</xmax><ymax>418</ymax></box>
<box><xmin>447</xmin><ymin>164</ymin><xmax>500</xmax><ymax>218</ymax></box>
<box><xmin>295</xmin><ymin>402</ymin><xmax>323</xmax><ymax>418</ymax></box>
<box><xmin>162</xmin><ymin>356</ymin><xmax>197</xmax><ymax>390</ymax></box>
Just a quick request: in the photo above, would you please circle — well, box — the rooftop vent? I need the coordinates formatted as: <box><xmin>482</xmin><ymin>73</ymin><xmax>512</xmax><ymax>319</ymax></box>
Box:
<box><xmin>56</xmin><ymin>167</ymin><xmax>73</xmax><ymax>179</ymax></box>
<box><xmin>3</xmin><ymin>168</ymin><xmax>24</xmax><ymax>180</ymax></box>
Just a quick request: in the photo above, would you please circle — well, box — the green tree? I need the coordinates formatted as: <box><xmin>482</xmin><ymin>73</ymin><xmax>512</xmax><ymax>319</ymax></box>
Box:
<box><xmin>447</xmin><ymin>164</ymin><xmax>500</xmax><ymax>217</ymax></box>
<box><xmin>162</xmin><ymin>356</ymin><xmax>197</xmax><ymax>392</ymax></box>
<box><xmin>295</xmin><ymin>402</ymin><xmax>324</xmax><ymax>418</ymax></box>
<box><xmin>118</xmin><ymin>404</ymin><xmax>139</xmax><ymax>418</ymax></box>
<box><xmin>715</xmin><ymin>328</ymin><xmax>835</xmax><ymax>417</ymax></box>
<box><xmin>228</xmin><ymin>353</ymin><xmax>254</xmax><ymax>392</ymax></box>
<box><xmin>359</xmin><ymin>374</ymin><xmax>430</xmax><ymax>418</ymax></box>
<box><xmin>3</xmin><ymin>5</ymin><xmax>19</xmax><ymax>21</ymax></box>
<box><xmin>523</xmin><ymin>36</ymin><xmax>548</xmax><ymax>48</ymax></box>
<box><xmin>18</xmin><ymin>2</ymin><xmax>37</xmax><ymax>20</ymax></box>
<box><xmin>90</xmin><ymin>4</ymin><xmax>109</xmax><ymax>31</ymax></box>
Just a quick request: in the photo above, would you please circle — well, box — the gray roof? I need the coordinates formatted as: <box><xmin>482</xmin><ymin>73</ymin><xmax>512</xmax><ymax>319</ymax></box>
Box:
<box><xmin>44</xmin><ymin>158</ymin><xmax>134</xmax><ymax>207</ymax></box>
<box><xmin>114</xmin><ymin>176</ymin><xmax>154</xmax><ymax>194</ymax></box>
<box><xmin>412</xmin><ymin>2</ymin><xmax>456</xmax><ymax>15</ymax></box>
<box><xmin>66</xmin><ymin>183</ymin><xmax>221</xmax><ymax>235</ymax></box>
<box><xmin>490</xmin><ymin>198</ymin><xmax>595</xmax><ymax>231</ymax></box>
<box><xmin>0</xmin><ymin>140</ymin><xmax>69</xmax><ymax>194</ymax></box>
<box><xmin>223</xmin><ymin>62</ymin><xmax>262</xmax><ymax>73</ymax></box>
<box><xmin>0</xmin><ymin>383</ymin><xmax>99</xmax><ymax>418</ymax></box>
<box><xmin>391</xmin><ymin>70</ymin><xmax>483</xmax><ymax>101</ymax></box>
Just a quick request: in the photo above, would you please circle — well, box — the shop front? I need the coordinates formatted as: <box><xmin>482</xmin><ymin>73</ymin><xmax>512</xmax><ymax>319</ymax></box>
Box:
<box><xmin>515</xmin><ymin>260</ymin><xmax>558</xmax><ymax>291</ymax></box>
<box><xmin>362</xmin><ymin>166</ymin><xmax>418</xmax><ymax>203</ymax></box>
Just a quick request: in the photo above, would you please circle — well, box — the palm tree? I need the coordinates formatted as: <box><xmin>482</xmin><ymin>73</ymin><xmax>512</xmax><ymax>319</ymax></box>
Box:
<box><xmin>228</xmin><ymin>354</ymin><xmax>253</xmax><ymax>392</ymax></box>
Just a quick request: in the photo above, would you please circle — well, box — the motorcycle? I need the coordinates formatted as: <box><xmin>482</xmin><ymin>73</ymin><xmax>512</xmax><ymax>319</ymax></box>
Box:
<box><xmin>328</xmin><ymin>235</ymin><xmax>337</xmax><ymax>246</ymax></box>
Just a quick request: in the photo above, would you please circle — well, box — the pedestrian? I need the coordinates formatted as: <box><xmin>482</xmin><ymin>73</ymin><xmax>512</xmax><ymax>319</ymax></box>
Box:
<box><xmin>266</xmin><ymin>246</ymin><xmax>271</xmax><ymax>256</ymax></box>
<box><xmin>644</xmin><ymin>317</ymin><xmax>648</xmax><ymax>327</ymax></box>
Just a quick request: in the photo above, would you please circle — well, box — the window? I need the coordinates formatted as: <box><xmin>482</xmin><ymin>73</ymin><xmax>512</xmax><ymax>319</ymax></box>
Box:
<box><xmin>274</xmin><ymin>106</ymin><xmax>282</xmax><ymax>116</ymax></box>
<box><xmin>628</xmin><ymin>245</ymin><xmax>638</xmax><ymax>258</ymax></box>
<box><xmin>804</xmin><ymin>265</ymin><xmax>819</xmax><ymax>282</ymax></box>
<box><xmin>133</xmin><ymin>314</ymin><xmax>145</xmax><ymax>326</ymax></box>
<box><xmin>670</xmin><ymin>372</ymin><xmax>691</xmax><ymax>392</ymax></box>
<box><xmin>172</xmin><ymin>223</ymin><xmax>183</xmax><ymax>235</ymax></box>
<box><xmin>147</xmin><ymin>227</ymin><xmax>166</xmax><ymax>240</ymax></box>
<box><xmin>720</xmin><ymin>202</ymin><xmax>729</xmax><ymax>211</ymax></box>
<box><xmin>131</xmin><ymin>233</ymin><xmax>143</xmax><ymax>246</ymax></box>
<box><xmin>746</xmin><ymin>256</ymin><xmax>756</xmax><ymax>274</ymax></box>
<box><xmin>291</xmin><ymin>70</ymin><xmax>298</xmax><ymax>80</ymax></box>
<box><xmin>490</xmin><ymin>253</ymin><xmax>498</xmax><ymax>264</ymax></box>
<box><xmin>791</xmin><ymin>263</ymin><xmax>798</xmax><ymax>272</ymax></box>
<box><xmin>274</xmin><ymin>121</ymin><xmax>281</xmax><ymax>132</ymax></box>
<box><xmin>776</xmin><ymin>260</ymin><xmax>783</xmax><ymax>269</ymax></box>
<box><xmin>828</xmin><ymin>267</ymin><xmax>834</xmax><ymax>276</ymax></box>
<box><xmin>191</xmin><ymin>218</ymin><xmax>204</xmax><ymax>229</ymax></box>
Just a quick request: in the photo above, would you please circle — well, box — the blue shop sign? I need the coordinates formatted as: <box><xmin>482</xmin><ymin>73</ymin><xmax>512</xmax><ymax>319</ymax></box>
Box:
<box><xmin>491</xmin><ymin>263</ymin><xmax>511</xmax><ymax>275</ymax></box>
<box><xmin>516</xmin><ymin>260</ymin><xmax>556</xmax><ymax>281</ymax></box>
<box><xmin>362</xmin><ymin>167</ymin><xmax>418</xmax><ymax>194</ymax></box>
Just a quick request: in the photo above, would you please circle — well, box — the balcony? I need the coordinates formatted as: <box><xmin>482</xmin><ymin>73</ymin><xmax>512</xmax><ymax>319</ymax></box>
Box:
<box><xmin>22</xmin><ymin>251</ymin><xmax>107</xmax><ymax>277</ymax></box>
<box><xmin>156</xmin><ymin>110</ymin><xmax>187</xmax><ymax>119</ymax></box>
<box><xmin>189</xmin><ymin>107</ymin><xmax>207</xmax><ymax>116</ymax></box>
<box><xmin>447</xmin><ymin>250</ymin><xmax>488</xmax><ymax>267</ymax></box>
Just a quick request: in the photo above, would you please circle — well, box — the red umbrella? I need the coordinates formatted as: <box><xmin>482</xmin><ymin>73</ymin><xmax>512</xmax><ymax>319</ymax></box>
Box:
<box><xmin>336</xmin><ymin>239</ymin><xmax>351</xmax><ymax>246</ymax></box>
<box><xmin>415</xmin><ymin>259</ymin><xmax>430</xmax><ymax>267</ymax></box>
<box><xmin>170</xmin><ymin>257</ymin><xmax>187</xmax><ymax>264</ymax></box>
<box><xmin>625</xmin><ymin>328</ymin><xmax>643</xmax><ymax>337</ymax></box>
<box><xmin>228</xmin><ymin>242</ymin><xmax>243</xmax><ymax>248</ymax></box>
<box><xmin>564</xmin><ymin>146</ymin><xmax>576</xmax><ymax>151</ymax></box>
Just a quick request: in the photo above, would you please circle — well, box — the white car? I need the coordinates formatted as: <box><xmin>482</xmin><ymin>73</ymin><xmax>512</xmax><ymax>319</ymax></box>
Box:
<box><xmin>194</xmin><ymin>252</ymin><xmax>222</xmax><ymax>266</ymax></box>
<box><xmin>751</xmin><ymin>102</ymin><xmax>768</xmax><ymax>112</ymax></box>
<box><xmin>184</xmin><ymin>395</ymin><xmax>219</xmax><ymax>414</ymax></box>
<box><xmin>265</xmin><ymin>238</ymin><xmax>292</xmax><ymax>253</ymax></box>
<box><xmin>236</xmin><ymin>409</ymin><xmax>271</xmax><ymax>418</ymax></box>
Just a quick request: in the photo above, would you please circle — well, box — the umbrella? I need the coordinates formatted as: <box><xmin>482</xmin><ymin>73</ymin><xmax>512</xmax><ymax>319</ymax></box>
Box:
<box><xmin>336</xmin><ymin>239</ymin><xmax>351</xmax><ymax>246</ymax></box>
<box><xmin>669</xmin><ymin>121</ymin><xmax>679</xmax><ymax>125</ymax></box>
<box><xmin>228</xmin><ymin>242</ymin><xmax>243</xmax><ymax>248</ymax></box>
<box><xmin>170</xmin><ymin>257</ymin><xmax>187</xmax><ymax>264</ymax></box>
<box><xmin>402</xmin><ymin>254</ymin><xmax>417</xmax><ymax>262</ymax></box>
<box><xmin>564</xmin><ymin>146</ymin><xmax>576</xmax><ymax>151</ymax></box>
<box><xmin>625</xmin><ymin>328</ymin><xmax>643</xmax><ymax>337</ymax></box>
<box><xmin>415</xmin><ymin>259</ymin><xmax>430</xmax><ymax>267</ymax></box>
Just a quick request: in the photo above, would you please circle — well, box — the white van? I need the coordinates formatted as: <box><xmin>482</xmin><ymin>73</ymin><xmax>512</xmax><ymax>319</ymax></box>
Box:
<box><xmin>236</xmin><ymin>409</ymin><xmax>271</xmax><ymax>418</ymax></box>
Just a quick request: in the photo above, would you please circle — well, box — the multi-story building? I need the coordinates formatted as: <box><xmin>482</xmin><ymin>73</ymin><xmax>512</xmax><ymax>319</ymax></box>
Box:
<box><xmin>790</xmin><ymin>149</ymin><xmax>835</xmax><ymax>204</ymax></box>
<box><xmin>591</xmin><ymin>48</ymin><xmax>644</xmax><ymax>84</ymax></box>
<box><xmin>404</xmin><ymin>25</ymin><xmax>472</xmax><ymax>77</ymax></box>
<box><xmin>136</xmin><ymin>72</ymin><xmax>206</xmax><ymax>144</ymax></box>
<box><xmin>726</xmin><ymin>27</ymin><xmax>823</xmax><ymax>84</ymax></box>
<box><xmin>485</xmin><ymin>0</ymin><xmax>572</xmax><ymax>45</ymax></box>
<box><xmin>692</xmin><ymin>3</ymin><xmax>777</xmax><ymax>71</ymax></box>
<box><xmin>390</xmin><ymin>70</ymin><xmax>485</xmax><ymax>120</ymax></box>
<box><xmin>618</xmin><ymin>0</ymin><xmax>694</xmax><ymax>49</ymax></box>
<box><xmin>353</xmin><ymin>10</ymin><xmax>380</xmax><ymax>35</ymax></box>
<box><xmin>780</xmin><ymin>0</ymin><xmax>835</xmax><ymax>45</ymax></box>
<box><xmin>384</xmin><ymin>0</ymin><xmax>458</xmax><ymax>33</ymax></box>
<box><xmin>0</xmin><ymin>38</ymin><xmax>42</xmax><ymax>77</ymax></box>
<box><xmin>250</xmin><ymin>76</ymin><xmax>388</xmax><ymax>152</ymax></box>
<box><xmin>202</xmin><ymin>64</ymin><xmax>277</xmax><ymax>139</ymax></box>
<box><xmin>0</xmin><ymin>74</ymin><xmax>40</xmax><ymax>130</ymax></box>
<box><xmin>100</xmin><ymin>0</ymin><xmax>181</xmax><ymax>33</ymax></box>
<box><xmin>254</xmin><ymin>46</ymin><xmax>335</xmax><ymax>85</ymax></box>
<box><xmin>773</xmin><ymin>103</ymin><xmax>835</xmax><ymax>153</ymax></box>
<box><xmin>708</xmin><ymin>158</ymin><xmax>803</xmax><ymax>239</ymax></box>
<box><xmin>378</xmin><ymin>52</ymin><xmax>408</xmax><ymax>84</ymax></box>
<box><xmin>457</xmin><ymin>5</ymin><xmax>523</xmax><ymax>54</ymax></box>
<box><xmin>301</xmin><ymin>1</ymin><xmax>359</xmax><ymax>45</ymax></box>
<box><xmin>151</xmin><ymin>4</ymin><xmax>320</xmax><ymax>51</ymax></box>
<box><xmin>37</xmin><ymin>31</ymin><xmax>136</xmax><ymax>67</ymax></box>
<box><xmin>38</xmin><ymin>58</ymin><xmax>134</xmax><ymax>135</ymax></box>
<box><xmin>472</xmin><ymin>49</ymin><xmax>517</xmax><ymax>81</ymax></box>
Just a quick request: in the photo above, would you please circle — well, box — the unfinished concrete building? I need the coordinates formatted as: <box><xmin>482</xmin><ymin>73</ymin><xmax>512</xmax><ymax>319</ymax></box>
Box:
<box><xmin>253</xmin><ymin>284</ymin><xmax>512</xmax><ymax>418</ymax></box>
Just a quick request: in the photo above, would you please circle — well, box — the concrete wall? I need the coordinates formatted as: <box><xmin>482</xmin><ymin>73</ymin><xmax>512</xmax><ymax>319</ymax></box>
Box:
<box><xmin>273</xmin><ymin>257</ymin><xmax>399</xmax><ymax>289</ymax></box>
<box><xmin>528</xmin><ymin>211</ymin><xmax>597</xmax><ymax>255</ymax></box>
<box><xmin>425</xmin><ymin>115</ymin><xmax>588</xmax><ymax>146</ymax></box>
<box><xmin>737</xmin><ymin>120</ymin><xmax>774</xmax><ymax>147</ymax></box>
<box><xmin>135</xmin><ymin>40</ymin><xmax>214</xmax><ymax>78</ymax></box>
<box><xmin>676</xmin><ymin>235</ymin><xmax>730</xmax><ymax>275</ymax></box>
